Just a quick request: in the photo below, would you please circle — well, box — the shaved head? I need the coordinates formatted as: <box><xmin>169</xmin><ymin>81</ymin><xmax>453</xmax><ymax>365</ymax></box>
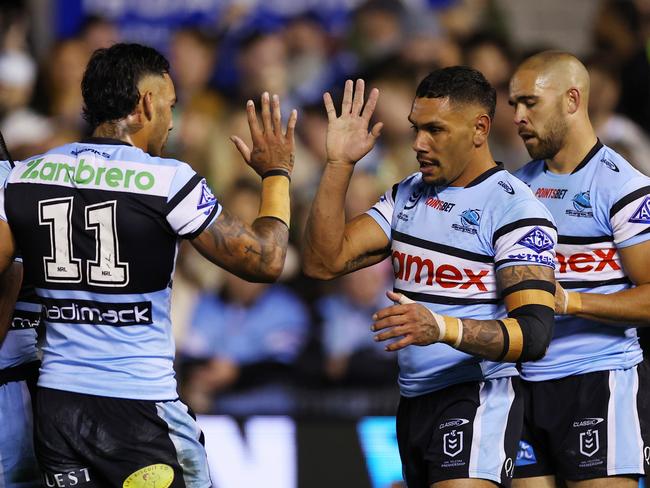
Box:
<box><xmin>515</xmin><ymin>51</ymin><xmax>590</xmax><ymax>104</ymax></box>
<box><xmin>509</xmin><ymin>51</ymin><xmax>594</xmax><ymax>162</ymax></box>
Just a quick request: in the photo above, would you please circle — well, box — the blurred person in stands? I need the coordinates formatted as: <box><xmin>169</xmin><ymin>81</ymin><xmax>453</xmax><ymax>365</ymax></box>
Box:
<box><xmin>510</xmin><ymin>50</ymin><xmax>650</xmax><ymax>488</ymax></box>
<box><xmin>586</xmin><ymin>57</ymin><xmax>650</xmax><ymax>175</ymax></box>
<box><xmin>304</xmin><ymin>70</ymin><xmax>557</xmax><ymax>488</ymax></box>
<box><xmin>179</xmin><ymin>178</ymin><xmax>308</xmax><ymax>415</ymax></box>
<box><xmin>79</xmin><ymin>15</ymin><xmax>120</xmax><ymax>53</ymax></box>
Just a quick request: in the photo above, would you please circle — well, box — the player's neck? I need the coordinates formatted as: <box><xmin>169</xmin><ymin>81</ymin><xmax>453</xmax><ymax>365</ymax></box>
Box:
<box><xmin>545</xmin><ymin>125</ymin><xmax>598</xmax><ymax>174</ymax></box>
<box><xmin>92</xmin><ymin>123</ymin><xmax>146</xmax><ymax>153</ymax></box>
<box><xmin>450</xmin><ymin>148</ymin><xmax>496</xmax><ymax>187</ymax></box>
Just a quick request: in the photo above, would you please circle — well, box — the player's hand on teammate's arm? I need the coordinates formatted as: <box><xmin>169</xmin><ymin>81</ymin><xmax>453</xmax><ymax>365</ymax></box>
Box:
<box><xmin>554</xmin><ymin>280</ymin><xmax>582</xmax><ymax>315</ymax></box>
<box><xmin>372</xmin><ymin>291</ymin><xmax>448</xmax><ymax>352</ymax></box>
<box><xmin>323</xmin><ymin>79</ymin><xmax>383</xmax><ymax>166</ymax></box>
<box><xmin>230</xmin><ymin>92</ymin><xmax>297</xmax><ymax>177</ymax></box>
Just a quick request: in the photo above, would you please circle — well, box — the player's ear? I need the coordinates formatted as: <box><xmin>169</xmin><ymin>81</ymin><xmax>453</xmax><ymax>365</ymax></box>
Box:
<box><xmin>142</xmin><ymin>91</ymin><xmax>155</xmax><ymax>121</ymax></box>
<box><xmin>473</xmin><ymin>113</ymin><xmax>490</xmax><ymax>146</ymax></box>
<box><xmin>567</xmin><ymin>88</ymin><xmax>580</xmax><ymax>115</ymax></box>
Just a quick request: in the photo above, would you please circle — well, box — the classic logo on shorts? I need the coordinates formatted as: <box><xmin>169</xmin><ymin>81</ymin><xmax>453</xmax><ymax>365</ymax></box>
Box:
<box><xmin>452</xmin><ymin>209</ymin><xmax>481</xmax><ymax>235</ymax></box>
<box><xmin>517</xmin><ymin>227</ymin><xmax>554</xmax><ymax>254</ymax></box>
<box><xmin>439</xmin><ymin>418</ymin><xmax>469</xmax><ymax>429</ymax></box>
<box><xmin>579</xmin><ymin>429</ymin><xmax>600</xmax><ymax>457</ymax></box>
<box><xmin>628</xmin><ymin>196</ymin><xmax>650</xmax><ymax>224</ymax></box>
<box><xmin>123</xmin><ymin>464</ymin><xmax>174</xmax><ymax>488</ymax></box>
<box><xmin>566</xmin><ymin>192</ymin><xmax>593</xmax><ymax>218</ymax></box>
<box><xmin>197</xmin><ymin>179</ymin><xmax>217</xmax><ymax>215</ymax></box>
<box><xmin>443</xmin><ymin>430</ymin><xmax>464</xmax><ymax>457</ymax></box>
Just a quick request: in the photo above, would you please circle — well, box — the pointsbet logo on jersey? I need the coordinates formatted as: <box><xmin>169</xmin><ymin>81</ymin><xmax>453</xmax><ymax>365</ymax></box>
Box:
<box><xmin>20</xmin><ymin>158</ymin><xmax>155</xmax><ymax>190</ymax></box>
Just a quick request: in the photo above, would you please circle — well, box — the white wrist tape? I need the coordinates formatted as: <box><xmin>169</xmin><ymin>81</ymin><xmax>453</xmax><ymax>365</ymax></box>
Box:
<box><xmin>397</xmin><ymin>293</ymin><xmax>463</xmax><ymax>347</ymax></box>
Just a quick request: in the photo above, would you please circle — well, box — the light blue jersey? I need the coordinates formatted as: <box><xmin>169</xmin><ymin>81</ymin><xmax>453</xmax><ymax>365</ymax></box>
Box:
<box><xmin>0</xmin><ymin>139</ymin><xmax>221</xmax><ymax>400</ymax></box>
<box><xmin>367</xmin><ymin>166</ymin><xmax>557</xmax><ymax>397</ymax></box>
<box><xmin>0</xmin><ymin>160</ymin><xmax>39</xmax><ymax>372</ymax></box>
<box><xmin>516</xmin><ymin>141</ymin><xmax>648</xmax><ymax>381</ymax></box>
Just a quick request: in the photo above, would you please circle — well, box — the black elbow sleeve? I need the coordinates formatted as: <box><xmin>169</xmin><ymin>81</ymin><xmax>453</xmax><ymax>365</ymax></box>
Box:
<box><xmin>511</xmin><ymin>303</ymin><xmax>555</xmax><ymax>362</ymax></box>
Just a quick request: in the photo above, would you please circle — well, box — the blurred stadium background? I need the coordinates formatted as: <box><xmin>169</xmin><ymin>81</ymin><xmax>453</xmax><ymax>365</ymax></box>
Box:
<box><xmin>1</xmin><ymin>0</ymin><xmax>648</xmax><ymax>486</ymax></box>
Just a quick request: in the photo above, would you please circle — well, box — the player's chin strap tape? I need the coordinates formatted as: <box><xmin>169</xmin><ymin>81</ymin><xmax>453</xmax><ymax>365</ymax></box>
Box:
<box><xmin>497</xmin><ymin>279</ymin><xmax>556</xmax><ymax>362</ymax></box>
<box><xmin>257</xmin><ymin>170</ymin><xmax>291</xmax><ymax>228</ymax></box>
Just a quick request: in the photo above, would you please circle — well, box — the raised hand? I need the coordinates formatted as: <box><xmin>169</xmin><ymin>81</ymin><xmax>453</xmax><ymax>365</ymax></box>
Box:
<box><xmin>230</xmin><ymin>92</ymin><xmax>297</xmax><ymax>177</ymax></box>
<box><xmin>323</xmin><ymin>79</ymin><xmax>383</xmax><ymax>166</ymax></box>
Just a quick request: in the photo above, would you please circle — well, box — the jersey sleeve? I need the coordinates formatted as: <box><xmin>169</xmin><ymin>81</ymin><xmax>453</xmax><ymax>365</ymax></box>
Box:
<box><xmin>608</xmin><ymin>177</ymin><xmax>650</xmax><ymax>248</ymax></box>
<box><xmin>365</xmin><ymin>184</ymin><xmax>397</xmax><ymax>239</ymax></box>
<box><xmin>0</xmin><ymin>160</ymin><xmax>14</xmax><ymax>222</ymax></box>
<box><xmin>164</xmin><ymin>162</ymin><xmax>222</xmax><ymax>239</ymax></box>
<box><xmin>491</xmin><ymin>198</ymin><xmax>557</xmax><ymax>271</ymax></box>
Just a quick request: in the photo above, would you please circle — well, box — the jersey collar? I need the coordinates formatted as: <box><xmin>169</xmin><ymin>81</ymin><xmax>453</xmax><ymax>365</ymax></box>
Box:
<box><xmin>542</xmin><ymin>139</ymin><xmax>603</xmax><ymax>175</ymax></box>
<box><xmin>80</xmin><ymin>137</ymin><xmax>132</xmax><ymax>147</ymax></box>
<box><xmin>465</xmin><ymin>163</ymin><xmax>504</xmax><ymax>188</ymax></box>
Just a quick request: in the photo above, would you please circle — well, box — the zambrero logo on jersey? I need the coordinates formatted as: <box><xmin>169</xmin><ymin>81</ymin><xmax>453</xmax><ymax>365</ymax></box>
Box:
<box><xmin>425</xmin><ymin>197</ymin><xmax>456</xmax><ymax>212</ymax></box>
<box><xmin>628</xmin><ymin>196</ymin><xmax>650</xmax><ymax>224</ymax></box>
<box><xmin>392</xmin><ymin>251</ymin><xmax>489</xmax><ymax>291</ymax></box>
<box><xmin>123</xmin><ymin>464</ymin><xmax>174</xmax><ymax>488</ymax></box>
<box><xmin>566</xmin><ymin>191</ymin><xmax>593</xmax><ymax>218</ymax></box>
<box><xmin>20</xmin><ymin>158</ymin><xmax>155</xmax><ymax>190</ymax></box>
<box><xmin>452</xmin><ymin>209</ymin><xmax>481</xmax><ymax>235</ymax></box>
<box><xmin>535</xmin><ymin>187</ymin><xmax>568</xmax><ymax>199</ymax></box>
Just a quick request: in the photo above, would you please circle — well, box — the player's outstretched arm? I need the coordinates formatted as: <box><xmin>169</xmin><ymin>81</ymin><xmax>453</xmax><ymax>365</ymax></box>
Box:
<box><xmin>373</xmin><ymin>265</ymin><xmax>556</xmax><ymax>362</ymax></box>
<box><xmin>191</xmin><ymin>92</ymin><xmax>296</xmax><ymax>282</ymax></box>
<box><xmin>556</xmin><ymin>240</ymin><xmax>650</xmax><ymax>323</ymax></box>
<box><xmin>302</xmin><ymin>79</ymin><xmax>388</xmax><ymax>280</ymax></box>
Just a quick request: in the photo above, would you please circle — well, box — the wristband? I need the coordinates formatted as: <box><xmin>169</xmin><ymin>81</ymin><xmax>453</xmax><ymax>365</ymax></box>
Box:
<box><xmin>562</xmin><ymin>289</ymin><xmax>582</xmax><ymax>315</ymax></box>
<box><xmin>397</xmin><ymin>293</ymin><xmax>463</xmax><ymax>347</ymax></box>
<box><xmin>262</xmin><ymin>169</ymin><xmax>291</xmax><ymax>180</ymax></box>
<box><xmin>258</xmin><ymin>175</ymin><xmax>290</xmax><ymax>227</ymax></box>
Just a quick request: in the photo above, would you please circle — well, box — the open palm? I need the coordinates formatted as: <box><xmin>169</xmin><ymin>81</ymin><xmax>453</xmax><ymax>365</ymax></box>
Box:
<box><xmin>324</xmin><ymin>79</ymin><xmax>383</xmax><ymax>166</ymax></box>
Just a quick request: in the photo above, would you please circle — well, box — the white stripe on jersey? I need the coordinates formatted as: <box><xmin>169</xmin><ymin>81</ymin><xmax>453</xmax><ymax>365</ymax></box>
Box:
<box><xmin>9</xmin><ymin>154</ymin><xmax>176</xmax><ymax>196</ymax></box>
<box><xmin>611</xmin><ymin>193</ymin><xmax>650</xmax><ymax>244</ymax></box>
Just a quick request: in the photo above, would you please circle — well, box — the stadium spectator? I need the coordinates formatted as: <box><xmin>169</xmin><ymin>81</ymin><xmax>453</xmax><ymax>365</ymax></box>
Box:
<box><xmin>0</xmin><ymin>42</ymin><xmax>297</xmax><ymax>486</ymax></box>
<box><xmin>510</xmin><ymin>51</ymin><xmax>650</xmax><ymax>487</ymax></box>
<box><xmin>303</xmin><ymin>69</ymin><xmax>557</xmax><ymax>487</ymax></box>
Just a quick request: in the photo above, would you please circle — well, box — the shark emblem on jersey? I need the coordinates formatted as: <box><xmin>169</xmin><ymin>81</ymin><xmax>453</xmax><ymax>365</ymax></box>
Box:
<box><xmin>566</xmin><ymin>191</ymin><xmax>593</xmax><ymax>217</ymax></box>
<box><xmin>629</xmin><ymin>196</ymin><xmax>650</xmax><ymax>224</ymax></box>
<box><xmin>197</xmin><ymin>180</ymin><xmax>217</xmax><ymax>215</ymax></box>
<box><xmin>452</xmin><ymin>209</ymin><xmax>481</xmax><ymax>235</ymax></box>
<box><xmin>517</xmin><ymin>227</ymin><xmax>554</xmax><ymax>254</ymax></box>
<box><xmin>601</xmin><ymin>157</ymin><xmax>619</xmax><ymax>172</ymax></box>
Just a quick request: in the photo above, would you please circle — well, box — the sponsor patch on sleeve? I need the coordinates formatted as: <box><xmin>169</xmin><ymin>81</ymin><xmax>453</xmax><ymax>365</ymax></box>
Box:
<box><xmin>517</xmin><ymin>227</ymin><xmax>554</xmax><ymax>253</ymax></box>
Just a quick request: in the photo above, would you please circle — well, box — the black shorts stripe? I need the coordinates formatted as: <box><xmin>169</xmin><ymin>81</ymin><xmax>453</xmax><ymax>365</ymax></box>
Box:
<box><xmin>558</xmin><ymin>234</ymin><xmax>613</xmax><ymax>245</ymax></box>
<box><xmin>559</xmin><ymin>277</ymin><xmax>631</xmax><ymax>289</ymax></box>
<box><xmin>393</xmin><ymin>231</ymin><xmax>493</xmax><ymax>263</ymax></box>
<box><xmin>492</xmin><ymin>218</ymin><xmax>556</xmax><ymax>247</ymax></box>
<box><xmin>395</xmin><ymin>288</ymin><xmax>499</xmax><ymax>305</ymax></box>
<box><xmin>610</xmin><ymin>185</ymin><xmax>650</xmax><ymax>219</ymax></box>
<box><xmin>501</xmin><ymin>279</ymin><xmax>555</xmax><ymax>297</ymax></box>
<box><xmin>164</xmin><ymin>174</ymin><xmax>203</xmax><ymax>214</ymax></box>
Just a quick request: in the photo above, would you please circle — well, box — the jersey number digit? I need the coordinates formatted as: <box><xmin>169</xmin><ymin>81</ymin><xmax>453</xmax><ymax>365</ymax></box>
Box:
<box><xmin>39</xmin><ymin>197</ymin><xmax>130</xmax><ymax>287</ymax></box>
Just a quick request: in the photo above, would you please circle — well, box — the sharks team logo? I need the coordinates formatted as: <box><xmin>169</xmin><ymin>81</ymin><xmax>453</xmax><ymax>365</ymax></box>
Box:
<box><xmin>566</xmin><ymin>191</ymin><xmax>593</xmax><ymax>217</ymax></box>
<box><xmin>452</xmin><ymin>209</ymin><xmax>481</xmax><ymax>235</ymax></box>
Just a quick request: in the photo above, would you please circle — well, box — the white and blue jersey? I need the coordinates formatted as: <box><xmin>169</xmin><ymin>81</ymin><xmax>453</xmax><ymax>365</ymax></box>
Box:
<box><xmin>367</xmin><ymin>166</ymin><xmax>557</xmax><ymax>397</ymax></box>
<box><xmin>516</xmin><ymin>141</ymin><xmax>648</xmax><ymax>381</ymax></box>
<box><xmin>0</xmin><ymin>160</ymin><xmax>39</xmax><ymax>372</ymax></box>
<box><xmin>0</xmin><ymin>139</ymin><xmax>221</xmax><ymax>400</ymax></box>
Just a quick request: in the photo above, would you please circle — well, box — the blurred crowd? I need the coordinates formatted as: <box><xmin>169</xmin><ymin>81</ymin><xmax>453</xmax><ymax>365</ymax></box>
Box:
<box><xmin>0</xmin><ymin>0</ymin><xmax>648</xmax><ymax>417</ymax></box>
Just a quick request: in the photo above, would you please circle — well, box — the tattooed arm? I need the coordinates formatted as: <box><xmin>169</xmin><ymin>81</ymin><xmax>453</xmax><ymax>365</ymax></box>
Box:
<box><xmin>373</xmin><ymin>265</ymin><xmax>556</xmax><ymax>362</ymax></box>
<box><xmin>191</xmin><ymin>210</ymin><xmax>288</xmax><ymax>282</ymax></box>
<box><xmin>191</xmin><ymin>91</ymin><xmax>297</xmax><ymax>282</ymax></box>
<box><xmin>302</xmin><ymin>79</ymin><xmax>389</xmax><ymax>279</ymax></box>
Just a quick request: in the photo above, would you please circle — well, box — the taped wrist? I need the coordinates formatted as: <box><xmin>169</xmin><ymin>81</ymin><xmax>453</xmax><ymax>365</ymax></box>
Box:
<box><xmin>562</xmin><ymin>289</ymin><xmax>582</xmax><ymax>315</ymax></box>
<box><xmin>498</xmin><ymin>279</ymin><xmax>556</xmax><ymax>362</ymax></box>
<box><xmin>257</xmin><ymin>174</ymin><xmax>290</xmax><ymax>227</ymax></box>
<box><xmin>426</xmin><ymin>309</ymin><xmax>464</xmax><ymax>348</ymax></box>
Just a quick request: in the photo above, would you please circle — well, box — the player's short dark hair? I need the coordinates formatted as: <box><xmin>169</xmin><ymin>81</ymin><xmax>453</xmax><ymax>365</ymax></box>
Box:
<box><xmin>81</xmin><ymin>43</ymin><xmax>170</xmax><ymax>129</ymax></box>
<box><xmin>415</xmin><ymin>66</ymin><xmax>496</xmax><ymax>119</ymax></box>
